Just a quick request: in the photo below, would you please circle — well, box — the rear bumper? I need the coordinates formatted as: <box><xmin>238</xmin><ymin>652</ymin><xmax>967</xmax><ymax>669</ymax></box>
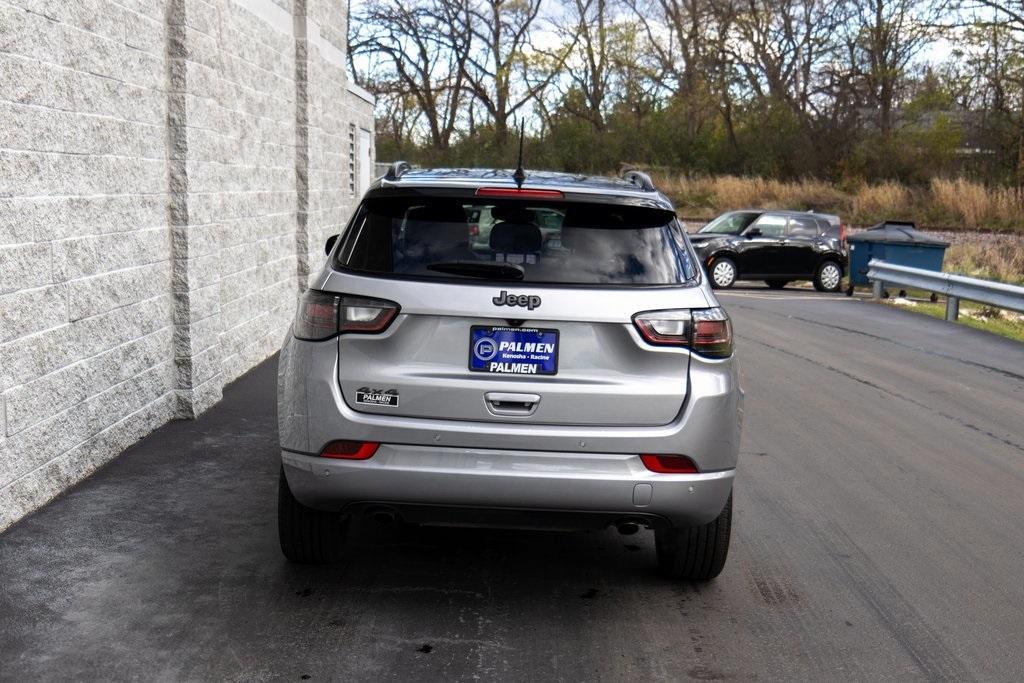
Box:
<box><xmin>283</xmin><ymin>445</ymin><xmax>735</xmax><ymax>528</ymax></box>
<box><xmin>278</xmin><ymin>335</ymin><xmax>743</xmax><ymax>472</ymax></box>
<box><xmin>278</xmin><ymin>330</ymin><xmax>742</xmax><ymax>529</ymax></box>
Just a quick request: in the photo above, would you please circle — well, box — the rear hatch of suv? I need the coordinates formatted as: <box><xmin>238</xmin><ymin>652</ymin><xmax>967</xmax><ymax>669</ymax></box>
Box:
<box><xmin>323</xmin><ymin>192</ymin><xmax>711</xmax><ymax>427</ymax></box>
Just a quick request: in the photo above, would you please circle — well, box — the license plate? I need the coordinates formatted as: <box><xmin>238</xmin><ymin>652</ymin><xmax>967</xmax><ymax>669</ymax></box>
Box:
<box><xmin>469</xmin><ymin>326</ymin><xmax>559</xmax><ymax>375</ymax></box>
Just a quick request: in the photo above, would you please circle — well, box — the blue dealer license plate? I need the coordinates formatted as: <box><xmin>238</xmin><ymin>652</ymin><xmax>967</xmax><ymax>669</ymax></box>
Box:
<box><xmin>469</xmin><ymin>326</ymin><xmax>559</xmax><ymax>375</ymax></box>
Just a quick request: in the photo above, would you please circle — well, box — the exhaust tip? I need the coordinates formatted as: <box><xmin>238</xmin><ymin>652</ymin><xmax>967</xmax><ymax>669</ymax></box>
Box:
<box><xmin>616</xmin><ymin>522</ymin><xmax>640</xmax><ymax>536</ymax></box>
<box><xmin>372</xmin><ymin>511</ymin><xmax>396</xmax><ymax>525</ymax></box>
<box><xmin>364</xmin><ymin>506</ymin><xmax>398</xmax><ymax>525</ymax></box>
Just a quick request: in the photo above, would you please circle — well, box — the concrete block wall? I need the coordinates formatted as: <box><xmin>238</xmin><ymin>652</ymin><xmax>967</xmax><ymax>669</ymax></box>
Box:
<box><xmin>0</xmin><ymin>0</ymin><xmax>374</xmax><ymax>531</ymax></box>
<box><xmin>168</xmin><ymin>0</ymin><xmax>301</xmax><ymax>413</ymax></box>
<box><xmin>298</xmin><ymin>0</ymin><xmax>374</xmax><ymax>287</ymax></box>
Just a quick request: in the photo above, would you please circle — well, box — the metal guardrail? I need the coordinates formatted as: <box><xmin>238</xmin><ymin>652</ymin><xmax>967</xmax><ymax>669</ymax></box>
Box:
<box><xmin>867</xmin><ymin>259</ymin><xmax>1024</xmax><ymax>321</ymax></box>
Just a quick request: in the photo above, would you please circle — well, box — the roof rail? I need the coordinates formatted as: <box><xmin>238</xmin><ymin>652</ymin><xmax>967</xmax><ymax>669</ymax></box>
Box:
<box><xmin>384</xmin><ymin>161</ymin><xmax>412</xmax><ymax>181</ymax></box>
<box><xmin>622</xmin><ymin>169</ymin><xmax>655</xmax><ymax>192</ymax></box>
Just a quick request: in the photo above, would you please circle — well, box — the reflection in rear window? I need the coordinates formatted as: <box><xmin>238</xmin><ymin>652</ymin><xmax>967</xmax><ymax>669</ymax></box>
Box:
<box><xmin>335</xmin><ymin>198</ymin><xmax>697</xmax><ymax>286</ymax></box>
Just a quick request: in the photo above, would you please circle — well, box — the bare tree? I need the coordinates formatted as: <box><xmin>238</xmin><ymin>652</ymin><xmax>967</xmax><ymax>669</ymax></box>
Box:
<box><xmin>847</xmin><ymin>0</ymin><xmax>947</xmax><ymax>135</ymax></box>
<box><xmin>374</xmin><ymin>88</ymin><xmax>424</xmax><ymax>153</ymax></box>
<box><xmin>621</xmin><ymin>0</ymin><xmax>732</xmax><ymax>135</ymax></box>
<box><xmin>548</xmin><ymin>0</ymin><xmax>616</xmax><ymax>131</ymax></box>
<box><xmin>728</xmin><ymin>0</ymin><xmax>850</xmax><ymax>119</ymax></box>
<box><xmin>461</xmin><ymin>0</ymin><xmax>569</xmax><ymax>145</ymax></box>
<box><xmin>349</xmin><ymin>0</ymin><xmax>472</xmax><ymax>149</ymax></box>
<box><xmin>963</xmin><ymin>0</ymin><xmax>1024</xmax><ymax>30</ymax></box>
<box><xmin>946</xmin><ymin>5</ymin><xmax>1024</xmax><ymax>190</ymax></box>
<box><xmin>607</xmin><ymin>20</ymin><xmax>664</xmax><ymax>132</ymax></box>
<box><xmin>959</xmin><ymin>0</ymin><xmax>1024</xmax><ymax>190</ymax></box>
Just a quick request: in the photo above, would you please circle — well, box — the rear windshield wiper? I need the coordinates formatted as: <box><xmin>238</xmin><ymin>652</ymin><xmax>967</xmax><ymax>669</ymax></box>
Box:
<box><xmin>426</xmin><ymin>261</ymin><xmax>525</xmax><ymax>281</ymax></box>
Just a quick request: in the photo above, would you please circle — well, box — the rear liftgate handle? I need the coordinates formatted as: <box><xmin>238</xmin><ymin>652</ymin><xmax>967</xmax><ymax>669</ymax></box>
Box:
<box><xmin>484</xmin><ymin>392</ymin><xmax>541</xmax><ymax>417</ymax></box>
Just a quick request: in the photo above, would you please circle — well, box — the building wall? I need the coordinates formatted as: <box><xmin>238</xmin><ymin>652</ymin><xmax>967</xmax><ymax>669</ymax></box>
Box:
<box><xmin>300</xmin><ymin>0</ymin><xmax>375</xmax><ymax>287</ymax></box>
<box><xmin>0</xmin><ymin>0</ymin><xmax>373</xmax><ymax>531</ymax></box>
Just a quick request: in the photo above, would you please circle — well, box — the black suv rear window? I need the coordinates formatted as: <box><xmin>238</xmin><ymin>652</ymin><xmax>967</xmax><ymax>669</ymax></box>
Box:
<box><xmin>335</xmin><ymin>198</ymin><xmax>697</xmax><ymax>286</ymax></box>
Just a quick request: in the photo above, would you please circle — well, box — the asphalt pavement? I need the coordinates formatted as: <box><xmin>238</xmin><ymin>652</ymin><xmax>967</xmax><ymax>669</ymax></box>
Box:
<box><xmin>2</xmin><ymin>287</ymin><xmax>1024</xmax><ymax>681</ymax></box>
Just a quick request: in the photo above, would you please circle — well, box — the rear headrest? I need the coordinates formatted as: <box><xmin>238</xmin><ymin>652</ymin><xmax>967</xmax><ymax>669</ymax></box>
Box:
<box><xmin>490</xmin><ymin>222</ymin><xmax>542</xmax><ymax>253</ymax></box>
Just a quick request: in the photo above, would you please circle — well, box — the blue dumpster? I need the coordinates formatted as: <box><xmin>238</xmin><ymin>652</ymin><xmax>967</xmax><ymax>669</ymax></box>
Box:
<box><xmin>847</xmin><ymin>221</ymin><xmax>949</xmax><ymax>287</ymax></box>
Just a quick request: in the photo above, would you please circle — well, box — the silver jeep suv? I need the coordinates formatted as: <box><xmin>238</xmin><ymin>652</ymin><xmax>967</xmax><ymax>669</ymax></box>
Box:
<box><xmin>277</xmin><ymin>166</ymin><xmax>743</xmax><ymax>581</ymax></box>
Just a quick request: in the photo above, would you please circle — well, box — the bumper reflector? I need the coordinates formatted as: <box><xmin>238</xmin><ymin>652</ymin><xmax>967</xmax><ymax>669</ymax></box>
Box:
<box><xmin>640</xmin><ymin>454</ymin><xmax>698</xmax><ymax>474</ymax></box>
<box><xmin>319</xmin><ymin>440</ymin><xmax>379</xmax><ymax>460</ymax></box>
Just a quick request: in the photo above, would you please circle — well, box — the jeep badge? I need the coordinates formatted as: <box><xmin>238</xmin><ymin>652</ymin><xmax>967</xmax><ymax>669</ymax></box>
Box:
<box><xmin>493</xmin><ymin>290</ymin><xmax>541</xmax><ymax>310</ymax></box>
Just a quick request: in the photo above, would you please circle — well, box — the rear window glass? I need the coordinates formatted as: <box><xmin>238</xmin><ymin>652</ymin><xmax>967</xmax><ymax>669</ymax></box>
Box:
<box><xmin>788</xmin><ymin>216</ymin><xmax>821</xmax><ymax>237</ymax></box>
<box><xmin>335</xmin><ymin>198</ymin><xmax>698</xmax><ymax>286</ymax></box>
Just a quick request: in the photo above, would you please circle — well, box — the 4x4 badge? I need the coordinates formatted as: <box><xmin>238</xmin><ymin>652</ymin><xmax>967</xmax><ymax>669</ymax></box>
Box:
<box><xmin>493</xmin><ymin>290</ymin><xmax>541</xmax><ymax>310</ymax></box>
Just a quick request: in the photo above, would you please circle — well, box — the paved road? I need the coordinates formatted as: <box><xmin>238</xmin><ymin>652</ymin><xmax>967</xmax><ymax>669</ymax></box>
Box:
<box><xmin>2</xmin><ymin>287</ymin><xmax>1024</xmax><ymax>681</ymax></box>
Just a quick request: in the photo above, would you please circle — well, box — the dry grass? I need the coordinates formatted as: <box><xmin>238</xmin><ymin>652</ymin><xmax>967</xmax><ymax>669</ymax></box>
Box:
<box><xmin>928</xmin><ymin>178</ymin><xmax>1023</xmax><ymax>229</ymax></box>
<box><xmin>944</xmin><ymin>239</ymin><xmax>1024</xmax><ymax>285</ymax></box>
<box><xmin>852</xmin><ymin>182</ymin><xmax>909</xmax><ymax>221</ymax></box>
<box><xmin>658</xmin><ymin>174</ymin><xmax>851</xmax><ymax>216</ymax></box>
<box><xmin>651</xmin><ymin>172</ymin><xmax>1024</xmax><ymax>232</ymax></box>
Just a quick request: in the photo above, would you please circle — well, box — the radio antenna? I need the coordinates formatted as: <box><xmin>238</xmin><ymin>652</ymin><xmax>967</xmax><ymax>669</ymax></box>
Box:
<box><xmin>512</xmin><ymin>121</ymin><xmax>526</xmax><ymax>188</ymax></box>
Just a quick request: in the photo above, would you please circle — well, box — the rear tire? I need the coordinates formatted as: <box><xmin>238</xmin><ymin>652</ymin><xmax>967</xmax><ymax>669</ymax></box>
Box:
<box><xmin>813</xmin><ymin>260</ymin><xmax>843</xmax><ymax>292</ymax></box>
<box><xmin>278</xmin><ymin>468</ymin><xmax>347</xmax><ymax>564</ymax></box>
<box><xmin>765</xmin><ymin>279</ymin><xmax>789</xmax><ymax>289</ymax></box>
<box><xmin>655</xmin><ymin>492</ymin><xmax>732</xmax><ymax>581</ymax></box>
<box><xmin>709</xmin><ymin>257</ymin><xmax>737</xmax><ymax>289</ymax></box>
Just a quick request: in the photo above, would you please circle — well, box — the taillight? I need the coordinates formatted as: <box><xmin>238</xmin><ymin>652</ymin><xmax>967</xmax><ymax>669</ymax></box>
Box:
<box><xmin>640</xmin><ymin>454</ymin><xmax>699</xmax><ymax>473</ymax></box>
<box><xmin>633</xmin><ymin>309</ymin><xmax>690</xmax><ymax>344</ymax></box>
<box><xmin>294</xmin><ymin>290</ymin><xmax>398</xmax><ymax>341</ymax></box>
<box><xmin>319</xmin><ymin>440</ymin><xmax>379</xmax><ymax>459</ymax></box>
<box><xmin>691</xmin><ymin>309</ymin><xmax>733</xmax><ymax>357</ymax></box>
<box><xmin>469</xmin><ymin>224</ymin><xmax>480</xmax><ymax>236</ymax></box>
<box><xmin>632</xmin><ymin>307</ymin><xmax>733</xmax><ymax>358</ymax></box>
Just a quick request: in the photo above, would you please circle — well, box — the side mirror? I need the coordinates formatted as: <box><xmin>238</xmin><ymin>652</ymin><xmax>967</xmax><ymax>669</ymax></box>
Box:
<box><xmin>745</xmin><ymin>227</ymin><xmax>762</xmax><ymax>238</ymax></box>
<box><xmin>324</xmin><ymin>234</ymin><xmax>339</xmax><ymax>255</ymax></box>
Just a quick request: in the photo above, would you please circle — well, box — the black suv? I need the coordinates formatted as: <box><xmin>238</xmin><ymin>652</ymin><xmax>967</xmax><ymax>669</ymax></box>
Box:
<box><xmin>689</xmin><ymin>210</ymin><xmax>847</xmax><ymax>291</ymax></box>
